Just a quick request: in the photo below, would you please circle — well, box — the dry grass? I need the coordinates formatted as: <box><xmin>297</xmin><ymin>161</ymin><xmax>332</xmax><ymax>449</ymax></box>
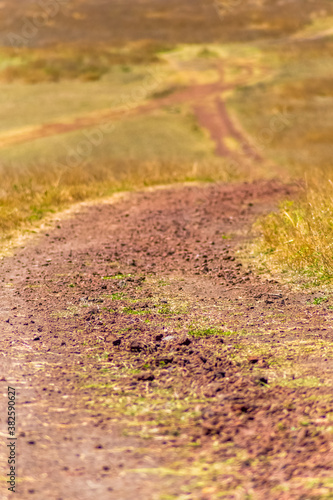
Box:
<box><xmin>257</xmin><ymin>175</ymin><xmax>333</xmax><ymax>281</ymax></box>
<box><xmin>228</xmin><ymin>35</ymin><xmax>333</xmax><ymax>280</ymax></box>
<box><xmin>0</xmin><ymin>158</ymin><xmax>244</xmax><ymax>246</ymax></box>
<box><xmin>0</xmin><ymin>42</ymin><xmax>171</xmax><ymax>83</ymax></box>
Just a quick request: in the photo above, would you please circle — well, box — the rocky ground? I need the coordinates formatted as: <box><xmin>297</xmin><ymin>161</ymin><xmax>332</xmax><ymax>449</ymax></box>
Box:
<box><xmin>0</xmin><ymin>181</ymin><xmax>332</xmax><ymax>499</ymax></box>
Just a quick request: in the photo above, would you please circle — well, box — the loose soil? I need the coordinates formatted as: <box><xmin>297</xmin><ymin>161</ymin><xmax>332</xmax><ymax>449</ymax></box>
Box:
<box><xmin>1</xmin><ymin>181</ymin><xmax>332</xmax><ymax>499</ymax></box>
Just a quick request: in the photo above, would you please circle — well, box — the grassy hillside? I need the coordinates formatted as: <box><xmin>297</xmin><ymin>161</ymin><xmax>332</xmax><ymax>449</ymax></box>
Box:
<box><xmin>1</xmin><ymin>0</ymin><xmax>333</xmax><ymax>281</ymax></box>
<box><xmin>227</xmin><ymin>30</ymin><xmax>333</xmax><ymax>281</ymax></box>
<box><xmin>0</xmin><ymin>40</ymin><xmax>259</xmax><ymax>244</ymax></box>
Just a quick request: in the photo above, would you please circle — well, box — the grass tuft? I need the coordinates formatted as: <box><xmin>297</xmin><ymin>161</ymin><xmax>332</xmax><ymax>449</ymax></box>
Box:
<box><xmin>257</xmin><ymin>178</ymin><xmax>333</xmax><ymax>280</ymax></box>
<box><xmin>188</xmin><ymin>327</ymin><xmax>226</xmax><ymax>338</ymax></box>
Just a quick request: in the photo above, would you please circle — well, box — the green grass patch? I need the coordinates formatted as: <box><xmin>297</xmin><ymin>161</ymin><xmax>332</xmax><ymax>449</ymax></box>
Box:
<box><xmin>111</xmin><ymin>292</ymin><xmax>125</xmax><ymax>300</ymax></box>
<box><xmin>312</xmin><ymin>296</ymin><xmax>328</xmax><ymax>305</ymax></box>
<box><xmin>122</xmin><ymin>306</ymin><xmax>149</xmax><ymax>316</ymax></box>
<box><xmin>157</xmin><ymin>301</ymin><xmax>188</xmax><ymax>316</ymax></box>
<box><xmin>188</xmin><ymin>327</ymin><xmax>226</xmax><ymax>337</ymax></box>
<box><xmin>275</xmin><ymin>376</ymin><xmax>323</xmax><ymax>389</ymax></box>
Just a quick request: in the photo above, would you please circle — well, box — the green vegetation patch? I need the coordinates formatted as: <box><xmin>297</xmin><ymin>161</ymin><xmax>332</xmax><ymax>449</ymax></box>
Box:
<box><xmin>188</xmin><ymin>327</ymin><xmax>228</xmax><ymax>337</ymax></box>
<box><xmin>275</xmin><ymin>376</ymin><xmax>324</xmax><ymax>389</ymax></box>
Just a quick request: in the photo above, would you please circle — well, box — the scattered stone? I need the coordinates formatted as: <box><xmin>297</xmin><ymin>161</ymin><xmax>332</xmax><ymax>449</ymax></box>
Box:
<box><xmin>137</xmin><ymin>371</ymin><xmax>155</xmax><ymax>381</ymax></box>
<box><xmin>155</xmin><ymin>334</ymin><xmax>164</xmax><ymax>341</ymax></box>
<box><xmin>155</xmin><ymin>356</ymin><xmax>174</xmax><ymax>366</ymax></box>
<box><xmin>86</xmin><ymin>308</ymin><xmax>99</xmax><ymax>318</ymax></box>
<box><xmin>258</xmin><ymin>359</ymin><xmax>269</xmax><ymax>368</ymax></box>
<box><xmin>256</xmin><ymin>377</ymin><xmax>268</xmax><ymax>386</ymax></box>
<box><xmin>113</xmin><ymin>338</ymin><xmax>122</xmax><ymax>346</ymax></box>
<box><xmin>178</xmin><ymin>336</ymin><xmax>192</xmax><ymax>346</ymax></box>
<box><xmin>204</xmin><ymin>383</ymin><xmax>224</xmax><ymax>397</ymax></box>
<box><xmin>33</xmin><ymin>336</ymin><xmax>40</xmax><ymax>341</ymax></box>
<box><xmin>130</xmin><ymin>341</ymin><xmax>145</xmax><ymax>352</ymax></box>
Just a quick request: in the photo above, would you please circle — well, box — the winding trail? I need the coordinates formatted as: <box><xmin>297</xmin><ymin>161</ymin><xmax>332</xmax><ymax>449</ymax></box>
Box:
<box><xmin>0</xmin><ymin>64</ymin><xmax>262</xmax><ymax>164</ymax></box>
<box><xmin>1</xmin><ymin>181</ymin><xmax>332</xmax><ymax>499</ymax></box>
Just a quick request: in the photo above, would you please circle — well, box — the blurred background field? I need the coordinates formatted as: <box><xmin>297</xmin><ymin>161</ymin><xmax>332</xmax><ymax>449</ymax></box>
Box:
<box><xmin>0</xmin><ymin>0</ymin><xmax>333</xmax><ymax>280</ymax></box>
<box><xmin>1</xmin><ymin>0</ymin><xmax>331</xmax><ymax>46</ymax></box>
<box><xmin>231</xmin><ymin>33</ymin><xmax>333</xmax><ymax>280</ymax></box>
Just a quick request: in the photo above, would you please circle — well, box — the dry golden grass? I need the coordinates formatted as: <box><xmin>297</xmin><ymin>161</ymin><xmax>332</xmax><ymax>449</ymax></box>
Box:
<box><xmin>2</xmin><ymin>0</ymin><xmax>332</xmax><ymax>47</ymax></box>
<box><xmin>2</xmin><ymin>2</ymin><xmax>333</xmax><ymax>281</ymax></box>
<box><xmin>227</xmin><ymin>34</ymin><xmax>333</xmax><ymax>281</ymax></box>
<box><xmin>0</xmin><ymin>158</ymin><xmax>244</xmax><ymax>246</ymax></box>
<box><xmin>0</xmin><ymin>42</ymin><xmax>171</xmax><ymax>83</ymax></box>
<box><xmin>257</xmin><ymin>174</ymin><xmax>333</xmax><ymax>280</ymax></box>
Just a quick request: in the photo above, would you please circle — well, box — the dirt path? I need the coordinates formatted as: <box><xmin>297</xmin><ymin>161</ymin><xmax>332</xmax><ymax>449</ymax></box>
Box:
<box><xmin>1</xmin><ymin>182</ymin><xmax>332</xmax><ymax>499</ymax></box>
<box><xmin>0</xmin><ymin>66</ymin><xmax>259</xmax><ymax>162</ymax></box>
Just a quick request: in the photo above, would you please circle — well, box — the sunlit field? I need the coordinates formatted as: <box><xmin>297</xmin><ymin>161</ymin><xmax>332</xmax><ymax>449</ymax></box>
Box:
<box><xmin>0</xmin><ymin>0</ymin><xmax>333</xmax><ymax>280</ymax></box>
<box><xmin>229</xmin><ymin>31</ymin><xmax>333</xmax><ymax>280</ymax></box>
<box><xmin>2</xmin><ymin>3</ymin><xmax>333</xmax><ymax>499</ymax></box>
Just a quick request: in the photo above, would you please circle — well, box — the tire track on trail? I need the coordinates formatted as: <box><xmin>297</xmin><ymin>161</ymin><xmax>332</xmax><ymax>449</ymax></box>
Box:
<box><xmin>0</xmin><ymin>65</ymin><xmax>263</xmax><ymax>163</ymax></box>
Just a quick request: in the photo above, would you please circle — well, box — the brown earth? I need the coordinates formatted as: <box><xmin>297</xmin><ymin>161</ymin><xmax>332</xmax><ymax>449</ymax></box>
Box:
<box><xmin>1</xmin><ymin>181</ymin><xmax>332</xmax><ymax>499</ymax></box>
